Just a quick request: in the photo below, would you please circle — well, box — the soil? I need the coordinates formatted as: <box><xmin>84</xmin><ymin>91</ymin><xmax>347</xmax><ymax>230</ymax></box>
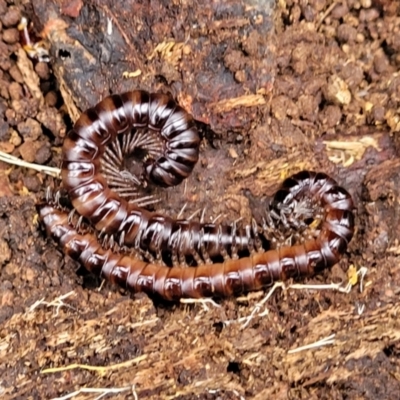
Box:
<box><xmin>1</xmin><ymin>0</ymin><xmax>400</xmax><ymax>399</ymax></box>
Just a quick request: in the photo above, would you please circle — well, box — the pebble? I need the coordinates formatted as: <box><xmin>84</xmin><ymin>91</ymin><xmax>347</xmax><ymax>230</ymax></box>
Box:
<box><xmin>8</xmin><ymin>64</ymin><xmax>24</xmax><ymax>84</ymax></box>
<box><xmin>2</xmin><ymin>27</ymin><xmax>19</xmax><ymax>44</ymax></box>
<box><xmin>1</xmin><ymin>7</ymin><xmax>21</xmax><ymax>27</ymax></box>
<box><xmin>9</xmin><ymin>129</ymin><xmax>21</xmax><ymax>146</ymax></box>
<box><xmin>23</xmin><ymin>174</ymin><xmax>42</xmax><ymax>192</ymax></box>
<box><xmin>45</xmin><ymin>91</ymin><xmax>58</xmax><ymax>107</ymax></box>
<box><xmin>337</xmin><ymin>24</ymin><xmax>357</xmax><ymax>43</ymax></box>
<box><xmin>0</xmin><ymin>141</ymin><xmax>14</xmax><ymax>153</ymax></box>
<box><xmin>35</xmin><ymin>141</ymin><xmax>52</xmax><ymax>164</ymax></box>
<box><xmin>17</xmin><ymin>118</ymin><xmax>42</xmax><ymax>141</ymax></box>
<box><xmin>35</xmin><ymin>62</ymin><xmax>51</xmax><ymax>80</ymax></box>
<box><xmin>8</xmin><ymin>81</ymin><xmax>23</xmax><ymax>100</ymax></box>
<box><xmin>19</xmin><ymin>140</ymin><xmax>39</xmax><ymax>162</ymax></box>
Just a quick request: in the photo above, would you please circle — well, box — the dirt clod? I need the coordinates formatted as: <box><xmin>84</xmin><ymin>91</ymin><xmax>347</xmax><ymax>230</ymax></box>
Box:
<box><xmin>34</xmin><ymin>62</ymin><xmax>50</xmax><ymax>80</ymax></box>
<box><xmin>17</xmin><ymin>117</ymin><xmax>42</xmax><ymax>141</ymax></box>
<box><xmin>2</xmin><ymin>27</ymin><xmax>18</xmax><ymax>44</ymax></box>
<box><xmin>34</xmin><ymin>140</ymin><xmax>52</xmax><ymax>164</ymax></box>
<box><xmin>19</xmin><ymin>140</ymin><xmax>40</xmax><ymax>162</ymax></box>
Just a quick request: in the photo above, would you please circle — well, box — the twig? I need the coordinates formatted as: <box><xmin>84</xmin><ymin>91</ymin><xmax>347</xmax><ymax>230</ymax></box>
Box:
<box><xmin>316</xmin><ymin>1</ymin><xmax>341</xmax><ymax>30</ymax></box>
<box><xmin>28</xmin><ymin>291</ymin><xmax>77</xmax><ymax>316</ymax></box>
<box><xmin>50</xmin><ymin>384</ymin><xmax>137</xmax><ymax>400</ymax></box>
<box><xmin>222</xmin><ymin>282</ymin><xmax>284</xmax><ymax>328</ymax></box>
<box><xmin>290</xmin><ymin>266</ymin><xmax>368</xmax><ymax>294</ymax></box>
<box><xmin>224</xmin><ymin>266</ymin><xmax>368</xmax><ymax>328</ymax></box>
<box><xmin>239</xmin><ymin>282</ymin><xmax>284</xmax><ymax>329</ymax></box>
<box><xmin>0</xmin><ymin>150</ymin><xmax>61</xmax><ymax>177</ymax></box>
<box><xmin>180</xmin><ymin>297</ymin><xmax>221</xmax><ymax>311</ymax></box>
<box><xmin>288</xmin><ymin>334</ymin><xmax>336</xmax><ymax>354</ymax></box>
<box><xmin>41</xmin><ymin>354</ymin><xmax>147</xmax><ymax>374</ymax></box>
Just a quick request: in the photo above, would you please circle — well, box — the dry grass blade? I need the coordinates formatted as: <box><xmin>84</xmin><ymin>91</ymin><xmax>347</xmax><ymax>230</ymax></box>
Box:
<box><xmin>0</xmin><ymin>151</ymin><xmax>61</xmax><ymax>178</ymax></box>
<box><xmin>50</xmin><ymin>384</ymin><xmax>137</xmax><ymax>400</ymax></box>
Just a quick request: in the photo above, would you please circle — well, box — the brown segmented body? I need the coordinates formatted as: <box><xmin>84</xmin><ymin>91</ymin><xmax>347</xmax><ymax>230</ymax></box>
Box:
<box><xmin>61</xmin><ymin>90</ymin><xmax>255</xmax><ymax>258</ymax></box>
<box><xmin>39</xmin><ymin>171</ymin><xmax>355</xmax><ymax>300</ymax></box>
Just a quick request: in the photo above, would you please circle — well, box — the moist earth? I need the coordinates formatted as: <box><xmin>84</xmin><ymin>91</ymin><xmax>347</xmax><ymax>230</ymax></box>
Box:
<box><xmin>1</xmin><ymin>1</ymin><xmax>400</xmax><ymax>399</ymax></box>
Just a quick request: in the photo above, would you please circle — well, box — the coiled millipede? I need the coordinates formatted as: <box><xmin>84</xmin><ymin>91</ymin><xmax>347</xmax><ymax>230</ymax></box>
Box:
<box><xmin>38</xmin><ymin>90</ymin><xmax>355</xmax><ymax>300</ymax></box>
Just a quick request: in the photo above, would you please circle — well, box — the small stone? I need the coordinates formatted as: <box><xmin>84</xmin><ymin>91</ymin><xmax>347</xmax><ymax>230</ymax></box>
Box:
<box><xmin>228</xmin><ymin>147</ymin><xmax>238</xmax><ymax>159</ymax></box>
<box><xmin>0</xmin><ymin>173</ymin><xmax>13</xmax><ymax>197</ymax></box>
<box><xmin>19</xmin><ymin>140</ymin><xmax>39</xmax><ymax>162</ymax></box>
<box><xmin>360</xmin><ymin>0</ymin><xmax>372</xmax><ymax>8</ymax></box>
<box><xmin>44</xmin><ymin>91</ymin><xmax>58</xmax><ymax>107</ymax></box>
<box><xmin>8</xmin><ymin>81</ymin><xmax>23</xmax><ymax>100</ymax></box>
<box><xmin>373</xmin><ymin>52</ymin><xmax>391</xmax><ymax>74</ymax></box>
<box><xmin>11</xmin><ymin>98</ymin><xmax>39</xmax><ymax>120</ymax></box>
<box><xmin>23</xmin><ymin>174</ymin><xmax>41</xmax><ymax>192</ymax></box>
<box><xmin>297</xmin><ymin>94</ymin><xmax>320</xmax><ymax>122</ymax></box>
<box><xmin>0</xmin><ymin>141</ymin><xmax>14</xmax><ymax>153</ymax></box>
<box><xmin>1</xmin><ymin>7</ymin><xmax>21</xmax><ymax>27</ymax></box>
<box><xmin>320</xmin><ymin>105</ymin><xmax>342</xmax><ymax>128</ymax></box>
<box><xmin>34</xmin><ymin>141</ymin><xmax>52</xmax><ymax>164</ymax></box>
<box><xmin>5</xmin><ymin>108</ymin><xmax>21</xmax><ymax>126</ymax></box>
<box><xmin>17</xmin><ymin>118</ymin><xmax>42</xmax><ymax>141</ymax></box>
<box><xmin>359</xmin><ymin>8</ymin><xmax>379</xmax><ymax>22</ymax></box>
<box><xmin>9</xmin><ymin>129</ymin><xmax>21</xmax><ymax>146</ymax></box>
<box><xmin>2</xmin><ymin>28</ymin><xmax>19</xmax><ymax>44</ymax></box>
<box><xmin>372</xmin><ymin>106</ymin><xmax>385</xmax><ymax>123</ymax></box>
<box><xmin>356</xmin><ymin>33</ymin><xmax>365</xmax><ymax>43</ymax></box>
<box><xmin>331</xmin><ymin>3</ymin><xmax>349</xmax><ymax>19</ymax></box>
<box><xmin>340</xmin><ymin>62</ymin><xmax>364</xmax><ymax>89</ymax></box>
<box><xmin>24</xmin><ymin>267</ymin><xmax>38</xmax><ymax>282</ymax></box>
<box><xmin>337</xmin><ymin>24</ymin><xmax>357</xmax><ymax>43</ymax></box>
<box><xmin>8</xmin><ymin>64</ymin><xmax>23</xmax><ymax>84</ymax></box>
<box><xmin>301</xmin><ymin>4</ymin><xmax>315</xmax><ymax>22</ymax></box>
<box><xmin>35</xmin><ymin>62</ymin><xmax>50</xmax><ymax>80</ymax></box>
<box><xmin>234</xmin><ymin>70</ymin><xmax>246</xmax><ymax>83</ymax></box>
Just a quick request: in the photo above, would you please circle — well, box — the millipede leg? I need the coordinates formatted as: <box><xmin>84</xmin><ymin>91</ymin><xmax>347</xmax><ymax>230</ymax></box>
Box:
<box><xmin>200</xmin><ymin>208</ymin><xmax>206</xmax><ymax>224</ymax></box>
<box><xmin>246</xmin><ymin>225</ymin><xmax>255</xmax><ymax>255</ymax></box>
<box><xmin>176</xmin><ymin>203</ymin><xmax>187</xmax><ymax>219</ymax></box>
<box><xmin>187</xmin><ymin>208</ymin><xmax>202</xmax><ymax>221</ymax></box>
<box><xmin>68</xmin><ymin>209</ymin><xmax>76</xmax><ymax>225</ymax></box>
<box><xmin>199</xmin><ymin>228</ymin><xmax>212</xmax><ymax>264</ymax></box>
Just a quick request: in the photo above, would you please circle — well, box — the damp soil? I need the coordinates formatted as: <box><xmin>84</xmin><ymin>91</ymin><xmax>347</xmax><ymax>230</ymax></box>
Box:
<box><xmin>1</xmin><ymin>0</ymin><xmax>400</xmax><ymax>399</ymax></box>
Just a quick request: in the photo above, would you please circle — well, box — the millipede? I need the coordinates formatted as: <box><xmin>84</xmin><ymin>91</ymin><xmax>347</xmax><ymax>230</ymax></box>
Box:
<box><xmin>61</xmin><ymin>90</ymin><xmax>264</xmax><ymax>260</ymax></box>
<box><xmin>40</xmin><ymin>90</ymin><xmax>357</xmax><ymax>299</ymax></box>
<box><xmin>39</xmin><ymin>171</ymin><xmax>355</xmax><ymax>300</ymax></box>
